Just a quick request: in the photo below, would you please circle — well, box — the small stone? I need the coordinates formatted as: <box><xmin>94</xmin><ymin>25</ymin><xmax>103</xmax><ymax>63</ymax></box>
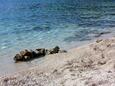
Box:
<box><xmin>52</xmin><ymin>69</ymin><xmax>58</xmax><ymax>73</ymax></box>
<box><xmin>107</xmin><ymin>44</ymin><xmax>111</xmax><ymax>47</ymax></box>
<box><xmin>53</xmin><ymin>46</ymin><xmax>60</xmax><ymax>53</ymax></box>
<box><xmin>91</xmin><ymin>83</ymin><xmax>97</xmax><ymax>86</ymax></box>
<box><xmin>47</xmin><ymin>46</ymin><xmax>60</xmax><ymax>54</ymax></box>
<box><xmin>96</xmin><ymin>39</ymin><xmax>103</xmax><ymax>43</ymax></box>
<box><xmin>108</xmin><ymin>71</ymin><xmax>112</xmax><ymax>73</ymax></box>
<box><xmin>98</xmin><ymin>61</ymin><xmax>106</xmax><ymax>65</ymax></box>
<box><xmin>59</xmin><ymin>50</ymin><xmax>67</xmax><ymax>53</ymax></box>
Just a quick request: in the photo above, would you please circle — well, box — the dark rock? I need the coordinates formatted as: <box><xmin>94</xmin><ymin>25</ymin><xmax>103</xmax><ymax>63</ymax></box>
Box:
<box><xmin>14</xmin><ymin>49</ymin><xmax>34</xmax><ymax>62</ymax></box>
<box><xmin>19</xmin><ymin>49</ymin><xmax>33</xmax><ymax>57</ymax></box>
<box><xmin>46</xmin><ymin>46</ymin><xmax>60</xmax><ymax>55</ymax></box>
<box><xmin>53</xmin><ymin>46</ymin><xmax>60</xmax><ymax>53</ymax></box>
<box><xmin>14</xmin><ymin>54</ymin><xmax>23</xmax><ymax>62</ymax></box>
<box><xmin>25</xmin><ymin>49</ymin><xmax>33</xmax><ymax>57</ymax></box>
<box><xmin>36</xmin><ymin>48</ymin><xmax>46</xmax><ymax>56</ymax></box>
<box><xmin>45</xmin><ymin>49</ymin><xmax>51</xmax><ymax>55</ymax></box>
<box><xmin>48</xmin><ymin>50</ymin><xmax>54</xmax><ymax>54</ymax></box>
<box><xmin>14</xmin><ymin>46</ymin><xmax>67</xmax><ymax>62</ymax></box>
<box><xmin>30</xmin><ymin>50</ymin><xmax>37</xmax><ymax>57</ymax></box>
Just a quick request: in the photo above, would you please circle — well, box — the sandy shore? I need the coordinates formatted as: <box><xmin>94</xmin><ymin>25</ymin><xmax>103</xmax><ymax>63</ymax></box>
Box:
<box><xmin>1</xmin><ymin>38</ymin><xmax>115</xmax><ymax>86</ymax></box>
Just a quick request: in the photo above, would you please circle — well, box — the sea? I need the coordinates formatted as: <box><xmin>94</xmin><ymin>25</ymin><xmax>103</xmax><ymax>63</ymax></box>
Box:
<box><xmin>0</xmin><ymin>0</ymin><xmax>115</xmax><ymax>75</ymax></box>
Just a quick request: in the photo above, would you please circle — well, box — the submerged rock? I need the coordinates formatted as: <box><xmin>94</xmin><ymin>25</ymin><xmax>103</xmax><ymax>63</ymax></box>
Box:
<box><xmin>45</xmin><ymin>46</ymin><xmax>60</xmax><ymax>55</ymax></box>
<box><xmin>14</xmin><ymin>49</ymin><xmax>34</xmax><ymax>62</ymax></box>
<box><xmin>14</xmin><ymin>46</ymin><xmax>67</xmax><ymax>62</ymax></box>
<box><xmin>94</xmin><ymin>31</ymin><xmax>111</xmax><ymax>38</ymax></box>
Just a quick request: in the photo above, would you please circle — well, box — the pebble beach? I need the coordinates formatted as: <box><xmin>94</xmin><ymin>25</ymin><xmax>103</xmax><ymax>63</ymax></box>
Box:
<box><xmin>1</xmin><ymin>38</ymin><xmax>115</xmax><ymax>86</ymax></box>
<box><xmin>0</xmin><ymin>0</ymin><xmax>115</xmax><ymax>86</ymax></box>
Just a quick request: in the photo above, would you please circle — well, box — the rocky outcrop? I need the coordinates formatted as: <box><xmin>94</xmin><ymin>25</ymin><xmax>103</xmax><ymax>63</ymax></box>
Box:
<box><xmin>14</xmin><ymin>50</ymin><xmax>34</xmax><ymax>62</ymax></box>
<box><xmin>45</xmin><ymin>46</ymin><xmax>60</xmax><ymax>55</ymax></box>
<box><xmin>35</xmin><ymin>48</ymin><xmax>46</xmax><ymax>56</ymax></box>
<box><xmin>14</xmin><ymin>46</ymin><xmax>67</xmax><ymax>62</ymax></box>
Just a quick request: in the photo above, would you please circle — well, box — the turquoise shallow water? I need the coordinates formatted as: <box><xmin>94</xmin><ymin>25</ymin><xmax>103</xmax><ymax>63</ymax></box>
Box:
<box><xmin>0</xmin><ymin>0</ymin><xmax>115</xmax><ymax>75</ymax></box>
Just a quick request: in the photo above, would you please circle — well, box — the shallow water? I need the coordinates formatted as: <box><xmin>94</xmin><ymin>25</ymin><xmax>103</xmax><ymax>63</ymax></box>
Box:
<box><xmin>0</xmin><ymin>0</ymin><xmax>115</xmax><ymax>75</ymax></box>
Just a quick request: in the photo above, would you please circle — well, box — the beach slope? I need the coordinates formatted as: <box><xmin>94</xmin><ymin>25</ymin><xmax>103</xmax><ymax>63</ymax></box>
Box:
<box><xmin>1</xmin><ymin>38</ymin><xmax>115</xmax><ymax>86</ymax></box>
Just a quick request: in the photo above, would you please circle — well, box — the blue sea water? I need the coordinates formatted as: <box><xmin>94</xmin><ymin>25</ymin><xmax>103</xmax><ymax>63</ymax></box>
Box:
<box><xmin>0</xmin><ymin>0</ymin><xmax>115</xmax><ymax>75</ymax></box>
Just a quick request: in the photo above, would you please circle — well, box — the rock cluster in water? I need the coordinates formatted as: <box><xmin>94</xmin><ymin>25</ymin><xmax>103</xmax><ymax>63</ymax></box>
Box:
<box><xmin>14</xmin><ymin>46</ymin><xmax>67</xmax><ymax>62</ymax></box>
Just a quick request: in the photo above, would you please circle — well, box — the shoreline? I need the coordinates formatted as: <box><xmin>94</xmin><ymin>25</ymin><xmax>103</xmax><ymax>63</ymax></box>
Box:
<box><xmin>0</xmin><ymin>31</ymin><xmax>113</xmax><ymax>77</ymax></box>
<box><xmin>0</xmin><ymin>32</ymin><xmax>113</xmax><ymax>77</ymax></box>
<box><xmin>1</xmin><ymin>37</ymin><xmax>115</xmax><ymax>85</ymax></box>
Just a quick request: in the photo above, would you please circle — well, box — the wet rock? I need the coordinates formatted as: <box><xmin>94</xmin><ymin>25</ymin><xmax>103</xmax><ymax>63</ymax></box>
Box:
<box><xmin>24</xmin><ymin>56</ymin><xmax>30</xmax><ymax>60</ymax></box>
<box><xmin>14</xmin><ymin>54</ymin><xmax>23</xmax><ymax>62</ymax></box>
<box><xmin>23</xmin><ymin>49</ymin><xmax>33</xmax><ymax>57</ymax></box>
<box><xmin>32</xmin><ymin>25</ymin><xmax>51</xmax><ymax>32</ymax></box>
<box><xmin>53</xmin><ymin>46</ymin><xmax>60</xmax><ymax>53</ymax></box>
<box><xmin>30</xmin><ymin>50</ymin><xmax>37</xmax><ymax>57</ymax></box>
<box><xmin>14</xmin><ymin>49</ymin><xmax>34</xmax><ymax>62</ymax></box>
<box><xmin>59</xmin><ymin>50</ymin><xmax>67</xmax><ymax>53</ymax></box>
<box><xmin>45</xmin><ymin>49</ymin><xmax>50</xmax><ymax>55</ymax></box>
<box><xmin>20</xmin><ymin>49</ymin><xmax>33</xmax><ymax>57</ymax></box>
<box><xmin>14</xmin><ymin>46</ymin><xmax>67</xmax><ymax>62</ymax></box>
<box><xmin>35</xmin><ymin>48</ymin><xmax>46</xmax><ymax>56</ymax></box>
<box><xmin>14</xmin><ymin>49</ymin><xmax>46</xmax><ymax>62</ymax></box>
<box><xmin>46</xmin><ymin>46</ymin><xmax>60</xmax><ymax>54</ymax></box>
